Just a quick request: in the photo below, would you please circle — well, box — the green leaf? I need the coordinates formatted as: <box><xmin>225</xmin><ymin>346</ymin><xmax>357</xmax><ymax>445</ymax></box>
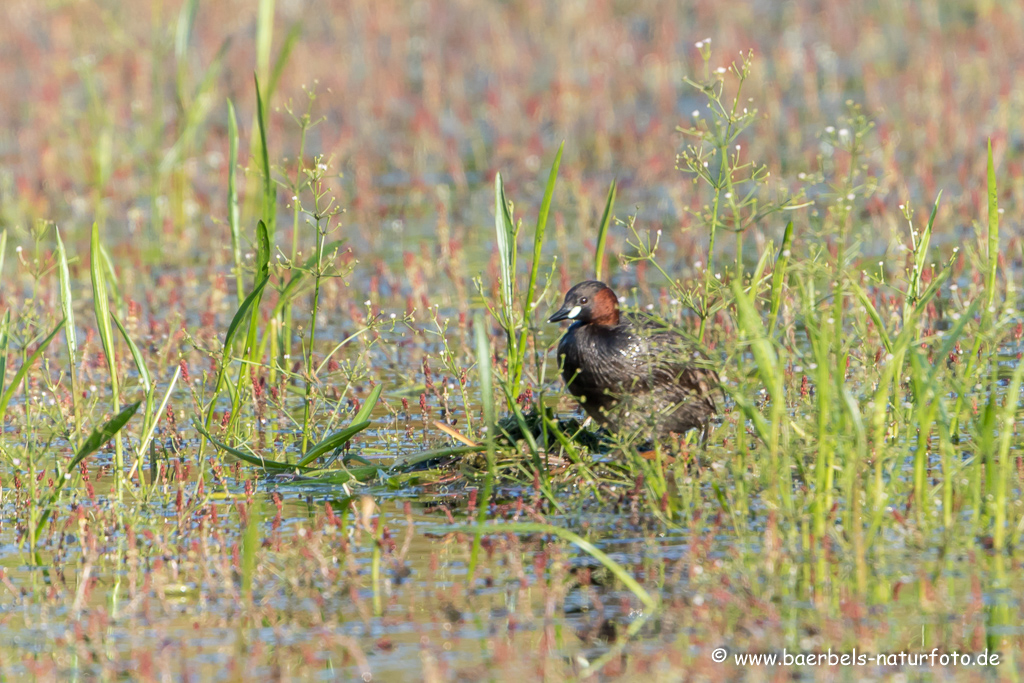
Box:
<box><xmin>494</xmin><ymin>172</ymin><xmax>516</xmax><ymax>322</ymax></box>
<box><xmin>173</xmin><ymin>0</ymin><xmax>200</xmax><ymax>63</ymax></box>
<box><xmin>514</xmin><ymin>143</ymin><xmax>563</xmax><ymax>398</ymax></box>
<box><xmin>194</xmin><ymin>419</ymin><xmax>306</xmax><ymax>471</ymax></box>
<box><xmin>266</xmin><ymin>22</ymin><xmax>302</xmax><ymax>104</ymax></box>
<box><xmin>255</xmin><ymin>75</ymin><xmax>275</xmax><ymax>240</ymax></box>
<box><xmin>224</xmin><ymin>275</ymin><xmax>270</xmax><ymax>352</ymax></box>
<box><xmin>34</xmin><ymin>401</ymin><xmax>141</xmax><ymax>543</ymax></box>
<box><xmin>112</xmin><ymin>314</ymin><xmax>152</xmax><ymax>395</ymax></box>
<box><xmin>280</xmin><ymin>466</ymin><xmax>381</xmax><ymax>486</ymax></box>
<box><xmin>227</xmin><ymin>98</ymin><xmax>243</xmax><ymax>305</ymax></box>
<box><xmin>985</xmin><ymin>139</ymin><xmax>999</xmax><ymax>314</ymax></box>
<box><xmin>389</xmin><ymin>445</ymin><xmax>485</xmax><ymax>471</ymax></box>
<box><xmin>69</xmin><ymin>401</ymin><xmax>142</xmax><ymax>473</ymax></box>
<box><xmin>768</xmin><ymin>220</ymin><xmax>793</xmax><ymax>335</ymax></box>
<box><xmin>0</xmin><ymin>310</ymin><xmax>9</xmax><ymax>398</ymax></box>
<box><xmin>0</xmin><ymin>229</ymin><xmax>7</xmax><ymax>284</ymax></box>
<box><xmin>352</xmin><ymin>383</ymin><xmax>383</xmax><ymax>424</ymax></box>
<box><xmin>54</xmin><ymin>227</ymin><xmax>77</xmax><ymax>358</ymax></box>
<box><xmin>91</xmin><ymin>225</ymin><xmax>118</xmax><ymax>385</ymax></box>
<box><xmin>55</xmin><ymin>226</ymin><xmax>83</xmax><ymax>445</ymax></box>
<box><xmin>0</xmin><ymin>317</ymin><xmax>65</xmax><ymax>423</ymax></box>
<box><xmin>594</xmin><ymin>179</ymin><xmax>617</xmax><ymax>281</ymax></box>
<box><xmin>915</xmin><ymin>193</ymin><xmax>940</xmax><ymax>286</ymax></box>
<box><xmin>241</xmin><ymin>220</ymin><xmax>272</xmax><ymax>364</ymax></box>
<box><xmin>524</xmin><ymin>142</ymin><xmax>562</xmax><ymax>313</ymax></box>
<box><xmin>295</xmin><ymin>420</ymin><xmax>371</xmax><ymax>468</ymax></box>
<box><xmin>255</xmin><ymin>218</ymin><xmax>271</xmax><ymax>283</ymax></box>
<box><xmin>848</xmin><ymin>280</ymin><xmax>892</xmax><ymax>354</ymax></box>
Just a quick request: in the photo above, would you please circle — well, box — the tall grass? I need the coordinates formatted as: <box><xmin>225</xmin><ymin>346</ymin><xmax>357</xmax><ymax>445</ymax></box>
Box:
<box><xmin>89</xmin><ymin>224</ymin><xmax>126</xmax><ymax>497</ymax></box>
<box><xmin>227</xmin><ymin>99</ymin><xmax>244</xmax><ymax>306</ymax></box>
<box><xmin>594</xmin><ymin>179</ymin><xmax>616</xmax><ymax>281</ymax></box>
<box><xmin>54</xmin><ymin>227</ymin><xmax>82</xmax><ymax>446</ymax></box>
<box><xmin>3</xmin><ymin>11</ymin><xmax>1024</xmax><ymax>676</ymax></box>
<box><xmin>489</xmin><ymin>145</ymin><xmax>563</xmax><ymax>406</ymax></box>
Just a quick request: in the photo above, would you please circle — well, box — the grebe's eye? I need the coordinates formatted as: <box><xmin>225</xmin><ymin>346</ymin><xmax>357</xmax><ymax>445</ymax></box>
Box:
<box><xmin>580</xmin><ymin>297</ymin><xmax>588</xmax><ymax>304</ymax></box>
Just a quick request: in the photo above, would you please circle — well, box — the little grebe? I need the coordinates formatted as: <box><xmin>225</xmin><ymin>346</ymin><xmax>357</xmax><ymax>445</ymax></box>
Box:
<box><xmin>548</xmin><ymin>281</ymin><xmax>718</xmax><ymax>438</ymax></box>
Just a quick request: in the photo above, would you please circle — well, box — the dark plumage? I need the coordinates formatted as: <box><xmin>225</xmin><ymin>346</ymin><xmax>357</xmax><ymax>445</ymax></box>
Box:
<box><xmin>547</xmin><ymin>281</ymin><xmax>718</xmax><ymax>438</ymax></box>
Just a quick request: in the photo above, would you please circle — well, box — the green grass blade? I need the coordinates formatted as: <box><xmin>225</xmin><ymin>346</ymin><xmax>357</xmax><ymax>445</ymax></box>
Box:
<box><xmin>594</xmin><ymin>179</ymin><xmax>617</xmax><ymax>280</ymax></box>
<box><xmin>731</xmin><ymin>279</ymin><xmax>788</xmax><ymax>509</ymax></box>
<box><xmin>138</xmin><ymin>365</ymin><xmax>180</xmax><ymax>459</ymax></box>
<box><xmin>768</xmin><ymin>220</ymin><xmax>793</xmax><ymax>335</ymax></box>
<box><xmin>993</xmin><ymin>295</ymin><xmax>1021</xmax><ymax>545</ymax></box>
<box><xmin>226</xmin><ymin>274</ymin><xmax>270</xmax><ymax>352</ymax></box>
<box><xmin>71</xmin><ymin>401</ymin><xmax>142</xmax><ymax>473</ymax></box>
<box><xmin>112</xmin><ymin>314</ymin><xmax>152</xmax><ymax>395</ymax></box>
<box><xmin>389</xmin><ymin>445</ymin><xmax>485</xmax><ymax>471</ymax></box>
<box><xmin>283</xmin><ymin>467</ymin><xmax>381</xmax><ymax>485</ymax></box>
<box><xmin>915</xmin><ymin>193</ymin><xmax>940</xmax><ymax>286</ymax></box>
<box><xmin>227</xmin><ymin>98</ymin><xmax>243</xmax><ymax>305</ymax></box>
<box><xmin>493</xmin><ymin>172</ymin><xmax>521</xmax><ymax>404</ymax></box>
<box><xmin>923</xmin><ymin>298</ymin><xmax>978</xmax><ymax>386</ymax></box>
<box><xmin>295</xmin><ymin>420</ymin><xmax>372</xmax><ymax>467</ymax></box>
<box><xmin>494</xmin><ymin>173</ymin><xmax>515</xmax><ymax>325</ymax></box>
<box><xmin>731</xmin><ymin>281</ymin><xmax>783</xmax><ymax>415</ymax></box>
<box><xmin>0</xmin><ymin>317</ymin><xmax>64</xmax><ymax>423</ymax></box>
<box><xmin>750</xmin><ymin>239</ymin><xmax>773</xmax><ymax>288</ymax></box>
<box><xmin>226</xmin><ymin>219</ymin><xmax>273</xmax><ymax>435</ymax></box>
<box><xmin>352</xmin><ymin>383</ymin><xmax>383</xmax><ymax>424</ymax></box>
<box><xmin>91</xmin><ymin>223</ymin><xmax>124</xmax><ymax>495</ymax></box>
<box><xmin>242</xmin><ymin>219</ymin><xmax>272</xmax><ymax>357</ymax></box>
<box><xmin>255</xmin><ymin>75</ymin><xmax>275</xmax><ymax>240</ymax></box>
<box><xmin>173</xmin><ymin>0</ymin><xmax>199</xmax><ymax>65</ymax></box>
<box><xmin>34</xmin><ymin>400</ymin><xmax>141</xmax><ymax>544</ymax></box>
<box><xmin>98</xmin><ymin>242</ymin><xmax>125</xmax><ymax>316</ymax></box>
<box><xmin>266</xmin><ymin>21</ymin><xmax>301</xmax><ymax>105</ymax></box>
<box><xmin>513</xmin><ymin>144</ymin><xmax>563</xmax><ymax>399</ymax></box>
<box><xmin>0</xmin><ymin>310</ymin><xmax>9</xmax><ymax>399</ymax></box>
<box><xmin>112</xmin><ymin>306</ymin><xmax>154</xmax><ymax>481</ymax></box>
<box><xmin>255</xmin><ymin>0</ymin><xmax>275</xmax><ymax>80</ymax></box>
<box><xmin>54</xmin><ymin>226</ymin><xmax>81</xmax><ymax>444</ymax></box>
<box><xmin>952</xmin><ymin>146</ymin><xmax>999</xmax><ymax>435</ymax></box>
<box><xmin>986</xmin><ymin>139</ymin><xmax>999</xmax><ymax>315</ymax></box>
<box><xmin>54</xmin><ymin>228</ymin><xmax>77</xmax><ymax>360</ymax></box>
<box><xmin>848</xmin><ymin>280</ymin><xmax>892</xmax><ymax>353</ymax></box>
<box><xmin>194</xmin><ymin>419</ymin><xmax>305</xmax><ymax>471</ymax></box>
<box><xmin>200</xmin><ymin>272</ymin><xmax>269</xmax><ymax>435</ymax></box>
<box><xmin>0</xmin><ymin>229</ymin><xmax>6</xmax><ymax>283</ymax></box>
<box><xmin>523</xmin><ymin>143</ymin><xmax>562</xmax><ymax>317</ymax></box>
<box><xmin>255</xmin><ymin>218</ymin><xmax>271</xmax><ymax>283</ymax></box>
<box><xmin>475</xmin><ymin>314</ymin><xmax>496</xmax><ymax>469</ymax></box>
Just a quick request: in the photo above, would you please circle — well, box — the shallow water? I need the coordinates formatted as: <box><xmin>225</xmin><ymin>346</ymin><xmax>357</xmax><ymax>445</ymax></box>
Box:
<box><xmin>3</xmin><ymin>0</ymin><xmax>1024</xmax><ymax>679</ymax></box>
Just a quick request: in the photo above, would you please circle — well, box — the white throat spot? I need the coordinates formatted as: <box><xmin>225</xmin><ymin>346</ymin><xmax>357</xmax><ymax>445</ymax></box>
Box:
<box><xmin>567</xmin><ymin>305</ymin><xmax>582</xmax><ymax>319</ymax></box>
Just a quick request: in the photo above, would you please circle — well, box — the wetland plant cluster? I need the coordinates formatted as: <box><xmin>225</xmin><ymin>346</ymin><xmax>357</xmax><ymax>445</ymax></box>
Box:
<box><xmin>1</xmin><ymin>1</ymin><xmax>1024</xmax><ymax>680</ymax></box>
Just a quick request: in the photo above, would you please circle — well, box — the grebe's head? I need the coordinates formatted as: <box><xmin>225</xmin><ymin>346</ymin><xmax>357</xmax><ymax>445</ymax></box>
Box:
<box><xmin>547</xmin><ymin>280</ymin><xmax>620</xmax><ymax>326</ymax></box>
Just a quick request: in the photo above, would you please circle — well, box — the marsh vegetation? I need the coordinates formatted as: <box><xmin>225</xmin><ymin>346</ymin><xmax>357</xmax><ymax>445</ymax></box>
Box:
<box><xmin>1</xmin><ymin>0</ymin><xmax>1024</xmax><ymax>679</ymax></box>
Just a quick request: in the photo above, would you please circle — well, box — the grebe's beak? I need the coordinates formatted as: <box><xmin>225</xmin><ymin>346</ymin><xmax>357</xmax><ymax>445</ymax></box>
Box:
<box><xmin>547</xmin><ymin>304</ymin><xmax>580</xmax><ymax>323</ymax></box>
